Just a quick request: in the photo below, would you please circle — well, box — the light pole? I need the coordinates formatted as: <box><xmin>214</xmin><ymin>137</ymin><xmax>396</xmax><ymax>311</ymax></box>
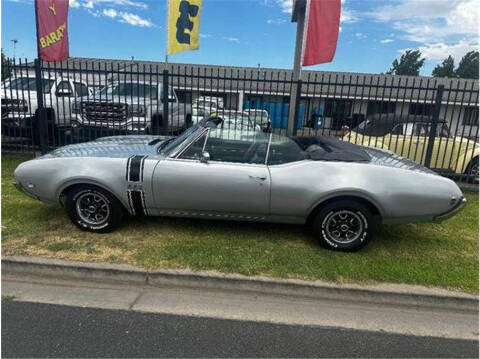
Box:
<box><xmin>10</xmin><ymin>39</ymin><xmax>18</xmax><ymax>59</ymax></box>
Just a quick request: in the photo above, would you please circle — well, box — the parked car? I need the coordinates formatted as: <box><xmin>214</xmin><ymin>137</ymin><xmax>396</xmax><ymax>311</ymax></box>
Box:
<box><xmin>191</xmin><ymin>96</ymin><xmax>224</xmax><ymax>124</ymax></box>
<box><xmin>14</xmin><ymin>121</ymin><xmax>466</xmax><ymax>252</ymax></box>
<box><xmin>243</xmin><ymin>109</ymin><xmax>271</xmax><ymax>130</ymax></box>
<box><xmin>343</xmin><ymin>114</ymin><xmax>479</xmax><ymax>179</ymax></box>
<box><xmin>71</xmin><ymin>81</ymin><xmax>192</xmax><ymax>140</ymax></box>
<box><xmin>212</xmin><ymin>110</ymin><xmax>261</xmax><ymax>131</ymax></box>
<box><xmin>1</xmin><ymin>76</ymin><xmax>93</xmax><ymax>140</ymax></box>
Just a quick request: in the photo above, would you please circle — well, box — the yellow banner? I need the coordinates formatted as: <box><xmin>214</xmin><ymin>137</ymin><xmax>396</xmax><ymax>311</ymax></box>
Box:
<box><xmin>167</xmin><ymin>0</ymin><xmax>202</xmax><ymax>55</ymax></box>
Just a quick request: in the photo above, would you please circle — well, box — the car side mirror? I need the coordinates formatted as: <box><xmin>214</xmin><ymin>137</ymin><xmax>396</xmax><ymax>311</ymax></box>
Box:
<box><xmin>200</xmin><ymin>151</ymin><xmax>210</xmax><ymax>163</ymax></box>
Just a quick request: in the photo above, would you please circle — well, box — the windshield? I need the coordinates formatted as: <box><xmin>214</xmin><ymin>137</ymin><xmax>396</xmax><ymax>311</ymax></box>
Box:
<box><xmin>218</xmin><ymin>113</ymin><xmax>255</xmax><ymax>130</ymax></box>
<box><xmin>158</xmin><ymin>124</ymin><xmax>202</xmax><ymax>156</ymax></box>
<box><xmin>99</xmin><ymin>82</ymin><xmax>158</xmax><ymax>99</ymax></box>
<box><xmin>403</xmin><ymin>122</ymin><xmax>451</xmax><ymax>137</ymax></box>
<box><xmin>7</xmin><ymin>77</ymin><xmax>54</xmax><ymax>93</ymax></box>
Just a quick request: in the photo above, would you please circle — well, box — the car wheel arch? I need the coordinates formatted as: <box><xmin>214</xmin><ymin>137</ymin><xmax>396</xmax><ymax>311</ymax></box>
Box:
<box><xmin>57</xmin><ymin>180</ymin><xmax>128</xmax><ymax>213</ymax></box>
<box><xmin>465</xmin><ymin>155</ymin><xmax>479</xmax><ymax>173</ymax></box>
<box><xmin>306</xmin><ymin>193</ymin><xmax>383</xmax><ymax>226</ymax></box>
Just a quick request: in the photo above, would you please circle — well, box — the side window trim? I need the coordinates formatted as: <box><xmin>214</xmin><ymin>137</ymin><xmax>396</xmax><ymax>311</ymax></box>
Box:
<box><xmin>265</xmin><ymin>132</ymin><xmax>273</xmax><ymax>165</ymax></box>
<box><xmin>201</xmin><ymin>128</ymin><xmax>210</xmax><ymax>153</ymax></box>
<box><xmin>175</xmin><ymin>128</ymin><xmax>209</xmax><ymax>159</ymax></box>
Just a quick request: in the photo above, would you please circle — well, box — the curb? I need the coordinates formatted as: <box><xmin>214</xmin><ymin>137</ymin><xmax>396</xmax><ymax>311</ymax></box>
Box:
<box><xmin>2</xmin><ymin>255</ymin><xmax>478</xmax><ymax>313</ymax></box>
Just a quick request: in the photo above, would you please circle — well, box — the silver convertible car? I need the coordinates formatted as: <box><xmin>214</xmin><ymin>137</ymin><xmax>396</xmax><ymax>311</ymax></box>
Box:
<box><xmin>14</xmin><ymin>120</ymin><xmax>466</xmax><ymax>251</ymax></box>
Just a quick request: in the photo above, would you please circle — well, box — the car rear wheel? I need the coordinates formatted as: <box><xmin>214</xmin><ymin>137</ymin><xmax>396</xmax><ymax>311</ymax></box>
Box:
<box><xmin>66</xmin><ymin>185</ymin><xmax>123</xmax><ymax>233</ymax></box>
<box><xmin>312</xmin><ymin>200</ymin><xmax>374</xmax><ymax>252</ymax></box>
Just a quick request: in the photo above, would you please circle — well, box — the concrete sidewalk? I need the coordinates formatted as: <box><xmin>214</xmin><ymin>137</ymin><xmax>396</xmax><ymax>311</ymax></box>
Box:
<box><xmin>3</xmin><ymin>273</ymin><xmax>478</xmax><ymax>340</ymax></box>
<box><xmin>3</xmin><ymin>255</ymin><xmax>478</xmax><ymax>311</ymax></box>
<box><xmin>2</xmin><ymin>255</ymin><xmax>479</xmax><ymax>340</ymax></box>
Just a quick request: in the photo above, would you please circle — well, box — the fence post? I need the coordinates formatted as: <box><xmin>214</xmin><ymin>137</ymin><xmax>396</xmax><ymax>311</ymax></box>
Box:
<box><xmin>292</xmin><ymin>79</ymin><xmax>302</xmax><ymax>136</ymax></box>
<box><xmin>162</xmin><ymin>69</ymin><xmax>169</xmax><ymax>136</ymax></box>
<box><xmin>34</xmin><ymin>58</ymin><xmax>47</xmax><ymax>154</ymax></box>
<box><xmin>424</xmin><ymin>84</ymin><xmax>444</xmax><ymax>169</ymax></box>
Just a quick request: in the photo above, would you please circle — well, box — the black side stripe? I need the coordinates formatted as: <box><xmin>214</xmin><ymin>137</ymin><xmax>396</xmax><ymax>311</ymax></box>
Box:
<box><xmin>127</xmin><ymin>155</ymin><xmax>148</xmax><ymax>182</ymax></box>
<box><xmin>130</xmin><ymin>190</ymin><xmax>145</xmax><ymax>216</ymax></box>
<box><xmin>141</xmin><ymin>191</ymin><xmax>148</xmax><ymax>215</ymax></box>
<box><xmin>125</xmin><ymin>155</ymin><xmax>134</xmax><ymax>182</ymax></box>
<box><xmin>127</xmin><ymin>190</ymin><xmax>136</xmax><ymax>215</ymax></box>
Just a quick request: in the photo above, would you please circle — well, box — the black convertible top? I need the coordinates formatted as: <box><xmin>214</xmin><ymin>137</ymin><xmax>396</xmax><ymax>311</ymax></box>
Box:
<box><xmin>292</xmin><ymin>136</ymin><xmax>371</xmax><ymax>162</ymax></box>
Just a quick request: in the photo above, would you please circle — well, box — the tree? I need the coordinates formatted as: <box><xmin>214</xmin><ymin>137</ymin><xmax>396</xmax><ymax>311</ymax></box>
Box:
<box><xmin>1</xmin><ymin>48</ymin><xmax>12</xmax><ymax>81</ymax></box>
<box><xmin>432</xmin><ymin>55</ymin><xmax>455</xmax><ymax>78</ymax></box>
<box><xmin>387</xmin><ymin>50</ymin><xmax>425</xmax><ymax>76</ymax></box>
<box><xmin>455</xmin><ymin>51</ymin><xmax>479</xmax><ymax>79</ymax></box>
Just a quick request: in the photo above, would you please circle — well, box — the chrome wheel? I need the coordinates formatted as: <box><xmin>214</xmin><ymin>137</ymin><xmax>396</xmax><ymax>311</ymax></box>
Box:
<box><xmin>75</xmin><ymin>192</ymin><xmax>110</xmax><ymax>226</ymax></box>
<box><xmin>325</xmin><ymin>210</ymin><xmax>364</xmax><ymax>244</ymax></box>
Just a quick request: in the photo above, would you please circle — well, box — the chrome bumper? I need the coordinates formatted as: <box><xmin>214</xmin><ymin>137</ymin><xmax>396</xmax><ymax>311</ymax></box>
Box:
<box><xmin>433</xmin><ymin>197</ymin><xmax>467</xmax><ymax>222</ymax></box>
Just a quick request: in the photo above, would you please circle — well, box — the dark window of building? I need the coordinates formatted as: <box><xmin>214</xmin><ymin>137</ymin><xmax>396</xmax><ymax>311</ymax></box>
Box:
<box><xmin>366</xmin><ymin>101</ymin><xmax>396</xmax><ymax>116</ymax></box>
<box><xmin>408</xmin><ymin>103</ymin><xmax>434</xmax><ymax>116</ymax></box>
<box><xmin>73</xmin><ymin>82</ymin><xmax>89</xmax><ymax>97</ymax></box>
<box><xmin>462</xmin><ymin>107</ymin><xmax>479</xmax><ymax>126</ymax></box>
<box><xmin>324</xmin><ymin>99</ymin><xmax>352</xmax><ymax>118</ymax></box>
<box><xmin>176</xmin><ymin>90</ymin><xmax>192</xmax><ymax>104</ymax></box>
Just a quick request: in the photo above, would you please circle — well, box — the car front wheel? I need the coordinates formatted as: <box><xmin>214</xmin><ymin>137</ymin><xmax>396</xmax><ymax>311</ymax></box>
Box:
<box><xmin>66</xmin><ymin>185</ymin><xmax>123</xmax><ymax>233</ymax></box>
<box><xmin>466</xmin><ymin>157</ymin><xmax>479</xmax><ymax>183</ymax></box>
<box><xmin>312</xmin><ymin>200</ymin><xmax>375</xmax><ymax>252</ymax></box>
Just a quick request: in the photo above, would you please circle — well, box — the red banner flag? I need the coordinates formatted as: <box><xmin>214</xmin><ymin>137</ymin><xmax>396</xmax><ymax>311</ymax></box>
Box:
<box><xmin>35</xmin><ymin>0</ymin><xmax>69</xmax><ymax>61</ymax></box>
<box><xmin>302</xmin><ymin>0</ymin><xmax>341</xmax><ymax>66</ymax></box>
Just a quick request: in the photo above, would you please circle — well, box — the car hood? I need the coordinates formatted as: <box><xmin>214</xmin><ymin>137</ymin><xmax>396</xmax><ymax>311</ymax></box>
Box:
<box><xmin>41</xmin><ymin>135</ymin><xmax>174</xmax><ymax>159</ymax></box>
<box><xmin>76</xmin><ymin>95</ymin><xmax>157</xmax><ymax>105</ymax></box>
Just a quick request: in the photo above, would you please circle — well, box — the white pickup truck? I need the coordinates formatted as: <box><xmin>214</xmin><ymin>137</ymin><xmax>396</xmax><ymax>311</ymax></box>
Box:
<box><xmin>1</xmin><ymin>76</ymin><xmax>93</xmax><ymax>142</ymax></box>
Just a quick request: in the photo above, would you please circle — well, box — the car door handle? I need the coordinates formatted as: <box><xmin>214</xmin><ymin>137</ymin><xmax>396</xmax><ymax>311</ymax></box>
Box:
<box><xmin>249</xmin><ymin>175</ymin><xmax>267</xmax><ymax>181</ymax></box>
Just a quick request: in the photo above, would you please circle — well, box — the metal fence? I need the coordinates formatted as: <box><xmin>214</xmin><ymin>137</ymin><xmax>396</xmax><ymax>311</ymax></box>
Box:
<box><xmin>1</xmin><ymin>56</ymin><xmax>479</xmax><ymax>183</ymax></box>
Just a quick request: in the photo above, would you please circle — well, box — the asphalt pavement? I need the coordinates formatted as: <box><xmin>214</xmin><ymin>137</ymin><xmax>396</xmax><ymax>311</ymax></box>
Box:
<box><xmin>2</xmin><ymin>301</ymin><xmax>478</xmax><ymax>358</ymax></box>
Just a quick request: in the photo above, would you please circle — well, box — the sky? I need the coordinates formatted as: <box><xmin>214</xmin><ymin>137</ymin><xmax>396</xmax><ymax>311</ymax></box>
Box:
<box><xmin>1</xmin><ymin>0</ymin><xmax>479</xmax><ymax>76</ymax></box>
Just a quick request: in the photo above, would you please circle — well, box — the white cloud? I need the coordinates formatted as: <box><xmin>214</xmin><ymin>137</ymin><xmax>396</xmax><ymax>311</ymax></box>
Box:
<box><xmin>87</xmin><ymin>8</ymin><xmax>101</xmax><ymax>17</ymax></box>
<box><xmin>355</xmin><ymin>32</ymin><xmax>366</xmax><ymax>39</ymax></box>
<box><xmin>380</xmin><ymin>38</ymin><xmax>394</xmax><ymax>44</ymax></box>
<box><xmin>274</xmin><ymin>0</ymin><xmax>357</xmax><ymax>24</ymax></box>
<box><xmin>69</xmin><ymin>0</ymin><xmax>81</xmax><ymax>8</ymax></box>
<box><xmin>102</xmin><ymin>8</ymin><xmax>117</xmax><ymax>18</ymax></box>
<box><xmin>118</xmin><ymin>11</ymin><xmax>153</xmax><ymax>27</ymax></box>
<box><xmin>341</xmin><ymin>7</ymin><xmax>357</xmax><ymax>23</ymax></box>
<box><xmin>275</xmin><ymin>0</ymin><xmax>292</xmax><ymax>13</ymax></box>
<box><xmin>101</xmin><ymin>7</ymin><xmax>152</xmax><ymax>27</ymax></box>
<box><xmin>93</xmin><ymin>0</ymin><xmax>148</xmax><ymax>9</ymax></box>
<box><xmin>223</xmin><ymin>37</ymin><xmax>240</xmax><ymax>43</ymax></box>
<box><xmin>200</xmin><ymin>33</ymin><xmax>213</xmax><ymax>38</ymax></box>
<box><xmin>368</xmin><ymin>0</ymin><xmax>478</xmax><ymax>61</ymax></box>
<box><xmin>267</xmin><ymin>18</ymin><xmax>287</xmax><ymax>24</ymax></box>
<box><xmin>417</xmin><ymin>40</ymin><xmax>478</xmax><ymax>60</ymax></box>
<box><xmin>83</xmin><ymin>1</ymin><xmax>94</xmax><ymax>9</ymax></box>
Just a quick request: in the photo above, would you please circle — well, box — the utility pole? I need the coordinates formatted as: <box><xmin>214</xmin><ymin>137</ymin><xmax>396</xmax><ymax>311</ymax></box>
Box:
<box><xmin>287</xmin><ymin>0</ymin><xmax>306</xmax><ymax>136</ymax></box>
